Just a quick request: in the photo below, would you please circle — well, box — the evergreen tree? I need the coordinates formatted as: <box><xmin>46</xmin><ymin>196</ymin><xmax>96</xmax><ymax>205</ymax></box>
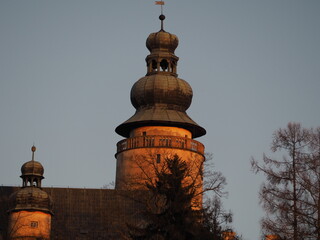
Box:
<box><xmin>128</xmin><ymin>154</ymin><xmax>242</xmax><ymax>240</ymax></box>
<box><xmin>128</xmin><ymin>154</ymin><xmax>200</xmax><ymax>240</ymax></box>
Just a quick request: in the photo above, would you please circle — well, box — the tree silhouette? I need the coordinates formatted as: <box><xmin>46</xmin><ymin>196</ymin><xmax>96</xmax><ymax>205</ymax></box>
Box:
<box><xmin>128</xmin><ymin>154</ymin><xmax>199</xmax><ymax>240</ymax></box>
<box><xmin>252</xmin><ymin>123</ymin><xmax>320</xmax><ymax>239</ymax></box>
<box><xmin>126</xmin><ymin>154</ymin><xmax>239</xmax><ymax>240</ymax></box>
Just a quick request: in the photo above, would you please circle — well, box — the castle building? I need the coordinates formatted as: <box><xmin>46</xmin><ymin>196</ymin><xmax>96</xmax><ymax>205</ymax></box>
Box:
<box><xmin>0</xmin><ymin>14</ymin><xmax>206</xmax><ymax>239</ymax></box>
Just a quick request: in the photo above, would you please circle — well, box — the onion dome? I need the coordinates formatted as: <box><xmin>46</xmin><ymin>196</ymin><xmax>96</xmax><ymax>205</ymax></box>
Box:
<box><xmin>21</xmin><ymin>160</ymin><xmax>44</xmax><ymax>178</ymax></box>
<box><xmin>116</xmin><ymin>15</ymin><xmax>206</xmax><ymax>138</ymax></box>
<box><xmin>20</xmin><ymin>146</ymin><xmax>44</xmax><ymax>180</ymax></box>
<box><xmin>131</xmin><ymin>75</ymin><xmax>192</xmax><ymax>111</ymax></box>
<box><xmin>146</xmin><ymin>15</ymin><xmax>178</xmax><ymax>53</ymax></box>
<box><xmin>8</xmin><ymin>187</ymin><xmax>53</xmax><ymax>214</ymax></box>
<box><xmin>146</xmin><ymin>31</ymin><xmax>178</xmax><ymax>54</ymax></box>
<box><xmin>146</xmin><ymin>14</ymin><xmax>178</xmax><ymax>54</ymax></box>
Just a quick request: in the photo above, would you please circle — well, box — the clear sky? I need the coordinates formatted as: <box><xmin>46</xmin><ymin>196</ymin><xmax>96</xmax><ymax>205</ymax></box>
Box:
<box><xmin>0</xmin><ymin>1</ymin><xmax>319</xmax><ymax>239</ymax></box>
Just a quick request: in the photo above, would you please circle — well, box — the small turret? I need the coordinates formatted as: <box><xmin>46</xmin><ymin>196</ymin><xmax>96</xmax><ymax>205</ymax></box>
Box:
<box><xmin>7</xmin><ymin>146</ymin><xmax>53</xmax><ymax>240</ymax></box>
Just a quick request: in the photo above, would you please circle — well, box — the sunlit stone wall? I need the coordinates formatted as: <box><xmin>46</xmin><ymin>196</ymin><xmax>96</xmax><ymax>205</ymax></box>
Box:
<box><xmin>116</xmin><ymin>126</ymin><xmax>205</xmax><ymax>208</ymax></box>
<box><xmin>8</xmin><ymin>210</ymin><xmax>51</xmax><ymax>240</ymax></box>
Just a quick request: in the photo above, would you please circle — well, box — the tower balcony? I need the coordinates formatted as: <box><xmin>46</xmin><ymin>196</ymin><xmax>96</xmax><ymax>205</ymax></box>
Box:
<box><xmin>116</xmin><ymin>135</ymin><xmax>204</xmax><ymax>156</ymax></box>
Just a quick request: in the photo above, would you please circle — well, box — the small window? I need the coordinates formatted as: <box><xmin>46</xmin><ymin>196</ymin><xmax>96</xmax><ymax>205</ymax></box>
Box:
<box><xmin>156</xmin><ymin>154</ymin><xmax>161</xmax><ymax>163</ymax></box>
<box><xmin>143</xmin><ymin>132</ymin><xmax>147</xmax><ymax>136</ymax></box>
<box><xmin>152</xmin><ymin>60</ymin><xmax>157</xmax><ymax>70</ymax></box>
<box><xmin>30</xmin><ymin>221</ymin><xmax>38</xmax><ymax>228</ymax></box>
<box><xmin>160</xmin><ymin>59</ymin><xmax>168</xmax><ymax>71</ymax></box>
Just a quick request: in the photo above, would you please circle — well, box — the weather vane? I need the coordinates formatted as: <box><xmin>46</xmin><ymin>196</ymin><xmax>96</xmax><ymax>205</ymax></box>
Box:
<box><xmin>155</xmin><ymin>1</ymin><xmax>165</xmax><ymax>30</ymax></box>
<box><xmin>155</xmin><ymin>1</ymin><xmax>165</xmax><ymax>15</ymax></box>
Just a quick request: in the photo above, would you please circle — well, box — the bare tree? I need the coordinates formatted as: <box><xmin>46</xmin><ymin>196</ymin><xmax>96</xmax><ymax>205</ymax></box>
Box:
<box><xmin>201</xmin><ymin>196</ymin><xmax>232</xmax><ymax>240</ymax></box>
<box><xmin>203</xmin><ymin>152</ymin><xmax>227</xmax><ymax>198</ymax></box>
<box><xmin>297</xmin><ymin>127</ymin><xmax>320</xmax><ymax>239</ymax></box>
<box><xmin>251</xmin><ymin>123</ymin><xmax>310</xmax><ymax>240</ymax></box>
<box><xmin>252</xmin><ymin>124</ymin><xmax>320</xmax><ymax>240</ymax></box>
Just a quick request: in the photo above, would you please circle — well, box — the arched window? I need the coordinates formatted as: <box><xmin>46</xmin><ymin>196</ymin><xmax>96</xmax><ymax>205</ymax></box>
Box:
<box><xmin>27</xmin><ymin>178</ymin><xmax>32</xmax><ymax>186</ymax></box>
<box><xmin>160</xmin><ymin>59</ymin><xmax>168</xmax><ymax>71</ymax></box>
<box><xmin>33</xmin><ymin>179</ymin><xmax>38</xmax><ymax>187</ymax></box>
<box><xmin>152</xmin><ymin>60</ymin><xmax>157</xmax><ymax>71</ymax></box>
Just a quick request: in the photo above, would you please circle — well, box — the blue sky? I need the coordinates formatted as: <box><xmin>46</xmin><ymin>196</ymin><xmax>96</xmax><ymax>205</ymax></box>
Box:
<box><xmin>1</xmin><ymin>1</ymin><xmax>319</xmax><ymax>239</ymax></box>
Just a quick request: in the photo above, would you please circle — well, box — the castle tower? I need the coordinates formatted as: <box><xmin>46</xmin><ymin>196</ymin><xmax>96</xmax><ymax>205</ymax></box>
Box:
<box><xmin>115</xmin><ymin>15</ymin><xmax>206</xmax><ymax>204</ymax></box>
<box><xmin>7</xmin><ymin>146</ymin><xmax>53</xmax><ymax>240</ymax></box>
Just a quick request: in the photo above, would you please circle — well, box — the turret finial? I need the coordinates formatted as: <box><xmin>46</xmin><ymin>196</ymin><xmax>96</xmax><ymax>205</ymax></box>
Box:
<box><xmin>159</xmin><ymin>14</ymin><xmax>165</xmax><ymax>31</ymax></box>
<box><xmin>31</xmin><ymin>145</ymin><xmax>36</xmax><ymax>161</ymax></box>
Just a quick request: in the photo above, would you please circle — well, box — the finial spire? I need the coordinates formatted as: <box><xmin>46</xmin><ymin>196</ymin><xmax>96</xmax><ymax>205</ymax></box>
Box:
<box><xmin>31</xmin><ymin>145</ymin><xmax>36</xmax><ymax>161</ymax></box>
<box><xmin>155</xmin><ymin>1</ymin><xmax>165</xmax><ymax>30</ymax></box>
<box><xmin>159</xmin><ymin>14</ymin><xmax>165</xmax><ymax>31</ymax></box>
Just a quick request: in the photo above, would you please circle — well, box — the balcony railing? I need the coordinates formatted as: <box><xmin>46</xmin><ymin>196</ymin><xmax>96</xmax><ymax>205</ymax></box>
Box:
<box><xmin>116</xmin><ymin>135</ymin><xmax>204</xmax><ymax>156</ymax></box>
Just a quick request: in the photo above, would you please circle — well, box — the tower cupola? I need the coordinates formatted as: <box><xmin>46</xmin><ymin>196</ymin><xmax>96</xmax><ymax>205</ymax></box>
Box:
<box><xmin>145</xmin><ymin>15</ymin><xmax>179</xmax><ymax>77</ymax></box>
<box><xmin>20</xmin><ymin>145</ymin><xmax>44</xmax><ymax>188</ymax></box>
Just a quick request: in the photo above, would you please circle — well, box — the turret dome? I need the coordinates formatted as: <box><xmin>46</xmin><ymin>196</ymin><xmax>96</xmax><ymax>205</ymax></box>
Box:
<box><xmin>146</xmin><ymin>14</ymin><xmax>179</xmax><ymax>54</ymax></box>
<box><xmin>21</xmin><ymin>160</ymin><xmax>44</xmax><ymax>177</ymax></box>
<box><xmin>146</xmin><ymin>30</ymin><xmax>179</xmax><ymax>53</ymax></box>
